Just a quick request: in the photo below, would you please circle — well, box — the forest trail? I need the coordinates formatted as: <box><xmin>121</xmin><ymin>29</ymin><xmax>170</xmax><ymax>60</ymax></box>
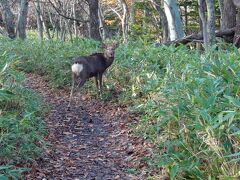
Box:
<box><xmin>23</xmin><ymin>73</ymin><xmax>151</xmax><ymax>180</ymax></box>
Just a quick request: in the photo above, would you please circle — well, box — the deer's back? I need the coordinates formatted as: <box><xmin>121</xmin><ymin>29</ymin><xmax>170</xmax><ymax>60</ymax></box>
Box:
<box><xmin>73</xmin><ymin>53</ymin><xmax>108</xmax><ymax>78</ymax></box>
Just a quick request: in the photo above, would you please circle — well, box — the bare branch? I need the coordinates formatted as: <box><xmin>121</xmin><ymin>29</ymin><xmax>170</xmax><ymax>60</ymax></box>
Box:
<box><xmin>47</xmin><ymin>0</ymin><xmax>89</xmax><ymax>23</ymax></box>
<box><xmin>161</xmin><ymin>27</ymin><xmax>235</xmax><ymax>46</ymax></box>
<box><xmin>110</xmin><ymin>7</ymin><xmax>122</xmax><ymax>20</ymax></box>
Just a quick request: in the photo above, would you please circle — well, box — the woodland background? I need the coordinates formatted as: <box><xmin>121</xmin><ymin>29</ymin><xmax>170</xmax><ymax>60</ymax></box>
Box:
<box><xmin>1</xmin><ymin>0</ymin><xmax>240</xmax><ymax>46</ymax></box>
<box><xmin>1</xmin><ymin>0</ymin><xmax>240</xmax><ymax>179</ymax></box>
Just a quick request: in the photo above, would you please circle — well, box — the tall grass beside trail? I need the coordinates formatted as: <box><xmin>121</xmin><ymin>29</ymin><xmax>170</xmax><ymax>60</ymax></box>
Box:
<box><xmin>1</xmin><ymin>34</ymin><xmax>240</xmax><ymax>179</ymax></box>
<box><xmin>0</xmin><ymin>35</ymin><xmax>100</xmax><ymax>88</ymax></box>
<box><xmin>0</xmin><ymin>40</ymin><xmax>47</xmax><ymax>178</ymax></box>
<box><xmin>112</xmin><ymin>43</ymin><xmax>240</xmax><ymax>179</ymax></box>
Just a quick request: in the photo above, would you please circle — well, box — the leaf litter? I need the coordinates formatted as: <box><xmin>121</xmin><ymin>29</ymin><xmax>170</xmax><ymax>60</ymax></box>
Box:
<box><xmin>23</xmin><ymin>73</ymin><xmax>165</xmax><ymax>179</ymax></box>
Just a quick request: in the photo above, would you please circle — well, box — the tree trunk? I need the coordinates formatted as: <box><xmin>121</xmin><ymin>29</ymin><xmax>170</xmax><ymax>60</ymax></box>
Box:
<box><xmin>184</xmin><ymin>3</ymin><xmax>188</xmax><ymax>33</ymax></box>
<box><xmin>16</xmin><ymin>0</ymin><xmax>29</xmax><ymax>39</ymax></box>
<box><xmin>221</xmin><ymin>0</ymin><xmax>236</xmax><ymax>42</ymax></box>
<box><xmin>60</xmin><ymin>16</ymin><xmax>66</xmax><ymax>41</ymax></box>
<box><xmin>98</xmin><ymin>1</ymin><xmax>107</xmax><ymax>40</ymax></box>
<box><xmin>198</xmin><ymin>0</ymin><xmax>208</xmax><ymax>45</ymax></box>
<box><xmin>34</xmin><ymin>0</ymin><xmax>43</xmax><ymax>41</ymax></box>
<box><xmin>206</xmin><ymin>0</ymin><xmax>216</xmax><ymax>46</ymax></box>
<box><xmin>87</xmin><ymin>0</ymin><xmax>101</xmax><ymax>41</ymax></box>
<box><xmin>130</xmin><ymin>0</ymin><xmax>136</xmax><ymax>25</ymax></box>
<box><xmin>198</xmin><ymin>0</ymin><xmax>216</xmax><ymax>47</ymax></box>
<box><xmin>118</xmin><ymin>0</ymin><xmax>129</xmax><ymax>43</ymax></box>
<box><xmin>66</xmin><ymin>20</ymin><xmax>73</xmax><ymax>42</ymax></box>
<box><xmin>66</xmin><ymin>3</ymin><xmax>73</xmax><ymax>42</ymax></box>
<box><xmin>41</xmin><ymin>6</ymin><xmax>51</xmax><ymax>40</ymax></box>
<box><xmin>233</xmin><ymin>0</ymin><xmax>240</xmax><ymax>48</ymax></box>
<box><xmin>151</xmin><ymin>0</ymin><xmax>169</xmax><ymax>42</ymax></box>
<box><xmin>223</xmin><ymin>0</ymin><xmax>236</xmax><ymax>30</ymax></box>
<box><xmin>233</xmin><ymin>0</ymin><xmax>240</xmax><ymax>7</ymax></box>
<box><xmin>163</xmin><ymin>0</ymin><xmax>184</xmax><ymax>41</ymax></box>
<box><xmin>0</xmin><ymin>0</ymin><xmax>16</xmax><ymax>39</ymax></box>
<box><xmin>48</xmin><ymin>8</ymin><xmax>59</xmax><ymax>39</ymax></box>
<box><xmin>218</xmin><ymin>0</ymin><xmax>224</xmax><ymax>29</ymax></box>
<box><xmin>73</xmin><ymin>3</ymin><xmax>78</xmax><ymax>38</ymax></box>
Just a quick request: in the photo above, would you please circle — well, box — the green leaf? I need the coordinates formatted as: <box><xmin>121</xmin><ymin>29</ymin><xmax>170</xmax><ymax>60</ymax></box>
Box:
<box><xmin>212</xmin><ymin>111</ymin><xmax>236</xmax><ymax>129</ymax></box>
<box><xmin>199</xmin><ymin>109</ymin><xmax>211</xmax><ymax>122</ymax></box>
<box><xmin>0</xmin><ymin>165</ymin><xmax>11</xmax><ymax>171</ymax></box>
<box><xmin>204</xmin><ymin>96</ymin><xmax>216</xmax><ymax>108</ymax></box>
<box><xmin>170</xmin><ymin>164</ymin><xmax>179</xmax><ymax>180</ymax></box>
<box><xmin>230</xmin><ymin>129</ymin><xmax>240</xmax><ymax>136</ymax></box>
<box><xmin>224</xmin><ymin>95</ymin><xmax>240</xmax><ymax>108</ymax></box>
<box><xmin>224</xmin><ymin>152</ymin><xmax>240</xmax><ymax>158</ymax></box>
<box><xmin>0</xmin><ymin>175</ymin><xmax>8</xmax><ymax>180</ymax></box>
<box><xmin>0</xmin><ymin>89</ymin><xmax>16</xmax><ymax>101</ymax></box>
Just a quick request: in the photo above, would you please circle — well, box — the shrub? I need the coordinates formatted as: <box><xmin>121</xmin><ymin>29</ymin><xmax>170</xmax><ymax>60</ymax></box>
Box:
<box><xmin>0</xmin><ymin>40</ymin><xmax>47</xmax><ymax>178</ymax></box>
<box><xmin>117</xmin><ymin>44</ymin><xmax>240</xmax><ymax>179</ymax></box>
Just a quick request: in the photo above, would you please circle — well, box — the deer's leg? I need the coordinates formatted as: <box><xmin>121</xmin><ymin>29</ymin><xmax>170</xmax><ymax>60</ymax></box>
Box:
<box><xmin>75</xmin><ymin>78</ymin><xmax>86</xmax><ymax>96</ymax></box>
<box><xmin>78</xmin><ymin>78</ymin><xmax>86</xmax><ymax>89</ymax></box>
<box><xmin>95</xmin><ymin>76</ymin><xmax>99</xmax><ymax>92</ymax></box>
<box><xmin>68</xmin><ymin>74</ymin><xmax>76</xmax><ymax>108</ymax></box>
<box><xmin>98</xmin><ymin>73</ymin><xmax>103</xmax><ymax>94</ymax></box>
<box><xmin>68</xmin><ymin>78</ymin><xmax>86</xmax><ymax>109</ymax></box>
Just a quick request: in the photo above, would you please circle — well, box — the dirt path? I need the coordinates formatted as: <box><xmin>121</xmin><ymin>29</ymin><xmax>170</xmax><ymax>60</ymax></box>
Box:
<box><xmin>24</xmin><ymin>73</ymin><xmax>151</xmax><ymax>179</ymax></box>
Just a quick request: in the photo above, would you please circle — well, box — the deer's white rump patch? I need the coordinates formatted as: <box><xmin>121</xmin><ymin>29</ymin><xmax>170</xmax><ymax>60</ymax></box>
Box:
<box><xmin>72</xmin><ymin>63</ymin><xmax>83</xmax><ymax>76</ymax></box>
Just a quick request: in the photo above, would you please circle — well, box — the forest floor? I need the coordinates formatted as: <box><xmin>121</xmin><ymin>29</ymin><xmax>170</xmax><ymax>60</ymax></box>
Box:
<box><xmin>24</xmin><ymin>73</ymin><xmax>161</xmax><ymax>180</ymax></box>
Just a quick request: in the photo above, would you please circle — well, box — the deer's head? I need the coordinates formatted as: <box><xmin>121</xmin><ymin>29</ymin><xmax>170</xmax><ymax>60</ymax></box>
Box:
<box><xmin>102</xmin><ymin>43</ymin><xmax>118</xmax><ymax>59</ymax></box>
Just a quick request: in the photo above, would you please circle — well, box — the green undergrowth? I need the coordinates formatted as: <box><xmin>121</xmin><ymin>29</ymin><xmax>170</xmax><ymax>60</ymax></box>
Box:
<box><xmin>116</xmin><ymin>43</ymin><xmax>240</xmax><ymax>179</ymax></box>
<box><xmin>0</xmin><ymin>40</ymin><xmax>47</xmax><ymax>179</ymax></box>
<box><xmin>1</xmin><ymin>34</ymin><xmax>240</xmax><ymax>179</ymax></box>
<box><xmin>112</xmin><ymin>41</ymin><xmax>240</xmax><ymax>178</ymax></box>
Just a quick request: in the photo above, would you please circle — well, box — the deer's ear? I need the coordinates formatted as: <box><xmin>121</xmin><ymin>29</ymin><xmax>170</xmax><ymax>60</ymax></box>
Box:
<box><xmin>113</xmin><ymin>43</ymin><xmax>119</xmax><ymax>49</ymax></box>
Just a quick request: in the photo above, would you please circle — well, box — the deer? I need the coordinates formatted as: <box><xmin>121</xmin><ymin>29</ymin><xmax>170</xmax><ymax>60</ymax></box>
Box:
<box><xmin>68</xmin><ymin>43</ymin><xmax>118</xmax><ymax>108</ymax></box>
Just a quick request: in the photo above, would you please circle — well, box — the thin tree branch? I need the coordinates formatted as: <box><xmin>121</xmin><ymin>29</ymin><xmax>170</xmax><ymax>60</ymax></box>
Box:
<box><xmin>161</xmin><ymin>27</ymin><xmax>235</xmax><ymax>46</ymax></box>
<box><xmin>110</xmin><ymin>7</ymin><xmax>122</xmax><ymax>20</ymax></box>
<box><xmin>48</xmin><ymin>0</ymin><xmax>89</xmax><ymax>23</ymax></box>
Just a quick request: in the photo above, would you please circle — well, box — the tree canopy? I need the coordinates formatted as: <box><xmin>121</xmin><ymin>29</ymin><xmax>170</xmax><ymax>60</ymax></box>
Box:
<box><xmin>0</xmin><ymin>0</ymin><xmax>240</xmax><ymax>47</ymax></box>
